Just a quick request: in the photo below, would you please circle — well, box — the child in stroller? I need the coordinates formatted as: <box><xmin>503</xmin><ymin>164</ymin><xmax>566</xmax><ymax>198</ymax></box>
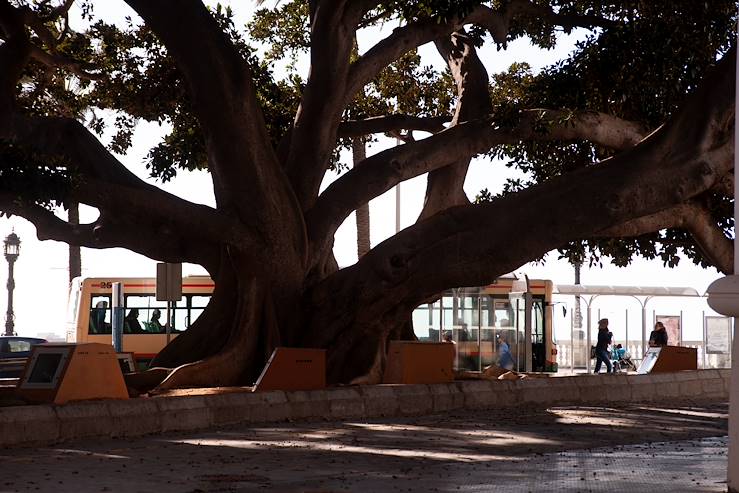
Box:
<box><xmin>611</xmin><ymin>344</ymin><xmax>637</xmax><ymax>372</ymax></box>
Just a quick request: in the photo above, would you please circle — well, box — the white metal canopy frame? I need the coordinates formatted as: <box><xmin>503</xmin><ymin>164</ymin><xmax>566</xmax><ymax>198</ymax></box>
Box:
<box><xmin>554</xmin><ymin>284</ymin><xmax>702</xmax><ymax>373</ymax></box>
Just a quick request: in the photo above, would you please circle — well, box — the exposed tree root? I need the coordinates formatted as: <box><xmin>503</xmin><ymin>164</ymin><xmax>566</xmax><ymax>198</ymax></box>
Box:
<box><xmin>124</xmin><ymin>367</ymin><xmax>172</xmax><ymax>394</ymax></box>
<box><xmin>151</xmin><ymin>253</ymin><xmax>236</xmax><ymax>368</ymax></box>
<box><xmin>154</xmin><ymin>275</ymin><xmax>272</xmax><ymax>391</ymax></box>
<box><xmin>334</xmin><ymin>315</ymin><xmax>417</xmax><ymax>385</ymax></box>
<box><xmin>349</xmin><ymin>335</ymin><xmax>386</xmax><ymax>385</ymax></box>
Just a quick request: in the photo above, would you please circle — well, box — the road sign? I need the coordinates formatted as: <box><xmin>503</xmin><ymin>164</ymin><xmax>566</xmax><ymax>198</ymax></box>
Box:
<box><xmin>156</xmin><ymin>263</ymin><xmax>182</xmax><ymax>301</ymax></box>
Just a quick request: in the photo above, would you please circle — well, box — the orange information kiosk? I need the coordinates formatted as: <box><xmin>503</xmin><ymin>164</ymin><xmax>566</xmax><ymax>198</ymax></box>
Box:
<box><xmin>382</xmin><ymin>341</ymin><xmax>455</xmax><ymax>384</ymax></box>
<box><xmin>16</xmin><ymin>343</ymin><xmax>129</xmax><ymax>404</ymax></box>
<box><xmin>637</xmin><ymin>345</ymin><xmax>698</xmax><ymax>374</ymax></box>
<box><xmin>253</xmin><ymin>347</ymin><xmax>326</xmax><ymax>392</ymax></box>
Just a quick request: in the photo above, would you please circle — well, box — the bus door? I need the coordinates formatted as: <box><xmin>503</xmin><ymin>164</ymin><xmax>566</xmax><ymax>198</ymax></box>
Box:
<box><xmin>508</xmin><ymin>292</ymin><xmax>546</xmax><ymax>372</ymax></box>
<box><xmin>531</xmin><ymin>300</ymin><xmax>546</xmax><ymax>372</ymax></box>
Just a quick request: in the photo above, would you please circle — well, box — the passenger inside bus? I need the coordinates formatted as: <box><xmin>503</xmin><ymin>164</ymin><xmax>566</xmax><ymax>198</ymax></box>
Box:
<box><xmin>124</xmin><ymin>308</ymin><xmax>144</xmax><ymax>334</ymax></box>
<box><xmin>149</xmin><ymin>309</ymin><xmax>164</xmax><ymax>333</ymax></box>
<box><xmin>89</xmin><ymin>301</ymin><xmax>109</xmax><ymax>334</ymax></box>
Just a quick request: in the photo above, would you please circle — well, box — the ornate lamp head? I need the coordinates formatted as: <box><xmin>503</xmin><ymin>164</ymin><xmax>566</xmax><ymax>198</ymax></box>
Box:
<box><xmin>3</xmin><ymin>231</ymin><xmax>20</xmax><ymax>261</ymax></box>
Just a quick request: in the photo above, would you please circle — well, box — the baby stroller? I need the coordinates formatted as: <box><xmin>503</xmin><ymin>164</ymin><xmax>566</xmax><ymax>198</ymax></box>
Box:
<box><xmin>611</xmin><ymin>344</ymin><xmax>637</xmax><ymax>372</ymax></box>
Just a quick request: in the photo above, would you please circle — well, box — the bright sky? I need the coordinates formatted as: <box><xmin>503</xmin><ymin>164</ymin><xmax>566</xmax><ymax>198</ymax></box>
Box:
<box><xmin>0</xmin><ymin>1</ymin><xmax>727</xmax><ymax>343</ymax></box>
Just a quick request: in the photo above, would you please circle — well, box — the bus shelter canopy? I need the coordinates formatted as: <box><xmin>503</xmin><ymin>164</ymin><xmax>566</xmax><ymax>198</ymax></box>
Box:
<box><xmin>554</xmin><ymin>285</ymin><xmax>702</xmax><ymax>298</ymax></box>
<box><xmin>553</xmin><ymin>284</ymin><xmax>703</xmax><ymax>373</ymax></box>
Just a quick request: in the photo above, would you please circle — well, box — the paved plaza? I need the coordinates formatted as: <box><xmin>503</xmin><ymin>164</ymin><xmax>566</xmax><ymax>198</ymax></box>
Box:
<box><xmin>0</xmin><ymin>401</ymin><xmax>728</xmax><ymax>492</ymax></box>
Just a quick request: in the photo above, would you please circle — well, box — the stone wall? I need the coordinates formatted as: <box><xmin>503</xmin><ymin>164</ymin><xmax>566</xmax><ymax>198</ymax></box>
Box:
<box><xmin>0</xmin><ymin>370</ymin><xmax>729</xmax><ymax>448</ymax></box>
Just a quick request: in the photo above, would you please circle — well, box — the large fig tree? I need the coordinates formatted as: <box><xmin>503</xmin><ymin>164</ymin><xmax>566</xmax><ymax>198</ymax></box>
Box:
<box><xmin>0</xmin><ymin>0</ymin><xmax>736</xmax><ymax>387</ymax></box>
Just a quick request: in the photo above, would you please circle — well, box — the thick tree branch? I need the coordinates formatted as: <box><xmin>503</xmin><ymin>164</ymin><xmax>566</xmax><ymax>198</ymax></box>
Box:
<box><xmin>307</xmin><ymin>109</ymin><xmax>649</xmax><ymax>258</ymax></box>
<box><xmin>1</xmin><ymin>113</ymin><xmax>260</xmax><ymax>266</ymax></box>
<box><xmin>0</xmin><ymin>195</ymin><xmax>100</xmax><ymax>246</ymax></box>
<box><xmin>71</xmin><ymin>179</ymin><xmax>260</xmax><ymax>253</ymax></box>
<box><xmin>464</xmin><ymin>2</ymin><xmax>616</xmax><ymax>46</ymax></box>
<box><xmin>123</xmin><ymin>0</ymin><xmax>275</xmax><ymax>172</ymax></box>
<box><xmin>124</xmin><ymin>0</ymin><xmax>305</xmax><ymax>261</ymax></box>
<box><xmin>0</xmin><ymin>0</ymin><xmax>18</xmax><ymax>33</ymax></box>
<box><xmin>684</xmin><ymin>208</ymin><xmax>734</xmax><ymax>275</ymax></box>
<box><xmin>40</xmin><ymin>0</ymin><xmax>75</xmax><ymax>23</ymax></box>
<box><xmin>308</xmin><ymin>47</ymin><xmax>735</xmax><ymax>351</ymax></box>
<box><xmin>1</xmin><ymin>3</ymin><xmax>95</xmax><ymax>80</ymax></box>
<box><xmin>18</xmin><ymin>4</ymin><xmax>61</xmax><ymax>47</ymax></box>
<box><xmin>596</xmin><ymin>200</ymin><xmax>733</xmax><ymax>274</ymax></box>
<box><xmin>346</xmin><ymin>0</ymin><xmax>615</xmax><ymax>104</ymax></box>
<box><xmin>713</xmin><ymin>172</ymin><xmax>734</xmax><ymax>197</ymax></box>
<box><xmin>312</xmin><ymin>140</ymin><xmax>733</xmax><ymax>352</ymax></box>
<box><xmin>347</xmin><ymin>18</ymin><xmax>458</xmax><ymax>103</ymax></box>
<box><xmin>284</xmin><ymin>0</ymin><xmax>361</xmax><ymax>209</ymax></box>
<box><xmin>2</xmin><ymin>114</ymin><xmax>145</xmax><ymax>186</ymax></box>
<box><xmin>28</xmin><ymin>44</ymin><xmax>100</xmax><ymax>80</ymax></box>
<box><xmin>0</xmin><ymin>1</ymin><xmax>31</xmax><ymax>114</ymax></box>
<box><xmin>337</xmin><ymin>114</ymin><xmax>449</xmax><ymax>138</ymax></box>
<box><xmin>418</xmin><ymin>31</ymin><xmax>491</xmax><ymax>221</ymax></box>
<box><xmin>286</xmin><ymin>0</ymin><xmax>615</xmax><ymax>215</ymax></box>
<box><xmin>532</xmin><ymin>109</ymin><xmax>648</xmax><ymax>149</ymax></box>
<box><xmin>0</xmin><ymin>192</ymin><xmax>220</xmax><ymax>270</ymax></box>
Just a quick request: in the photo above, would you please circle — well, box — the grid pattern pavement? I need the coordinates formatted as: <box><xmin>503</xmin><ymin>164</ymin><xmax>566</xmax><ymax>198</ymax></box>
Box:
<box><xmin>461</xmin><ymin>436</ymin><xmax>727</xmax><ymax>493</ymax></box>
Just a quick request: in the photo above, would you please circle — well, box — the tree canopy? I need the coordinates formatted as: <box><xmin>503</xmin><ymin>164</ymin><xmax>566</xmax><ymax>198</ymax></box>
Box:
<box><xmin>0</xmin><ymin>0</ymin><xmax>735</xmax><ymax>386</ymax></box>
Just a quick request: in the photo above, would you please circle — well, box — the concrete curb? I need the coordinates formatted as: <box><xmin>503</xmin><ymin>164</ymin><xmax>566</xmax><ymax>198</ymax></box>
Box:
<box><xmin>0</xmin><ymin>370</ymin><xmax>730</xmax><ymax>448</ymax></box>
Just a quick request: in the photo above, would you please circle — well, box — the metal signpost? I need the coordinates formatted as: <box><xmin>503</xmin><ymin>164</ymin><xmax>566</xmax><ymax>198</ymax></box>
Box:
<box><xmin>156</xmin><ymin>263</ymin><xmax>182</xmax><ymax>344</ymax></box>
<box><xmin>111</xmin><ymin>282</ymin><xmax>124</xmax><ymax>352</ymax></box>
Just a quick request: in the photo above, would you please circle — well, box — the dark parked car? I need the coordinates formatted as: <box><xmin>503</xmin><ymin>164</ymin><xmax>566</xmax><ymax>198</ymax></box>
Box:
<box><xmin>0</xmin><ymin>336</ymin><xmax>47</xmax><ymax>378</ymax></box>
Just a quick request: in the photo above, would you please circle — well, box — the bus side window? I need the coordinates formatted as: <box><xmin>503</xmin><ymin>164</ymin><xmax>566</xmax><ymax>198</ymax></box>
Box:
<box><xmin>188</xmin><ymin>295</ymin><xmax>211</xmax><ymax>329</ymax></box>
<box><xmin>125</xmin><ymin>294</ymin><xmax>167</xmax><ymax>333</ymax></box>
<box><xmin>89</xmin><ymin>296</ymin><xmax>112</xmax><ymax>334</ymax></box>
<box><xmin>494</xmin><ymin>300</ymin><xmax>512</xmax><ymax>327</ymax></box>
<box><xmin>171</xmin><ymin>298</ymin><xmax>186</xmax><ymax>332</ymax></box>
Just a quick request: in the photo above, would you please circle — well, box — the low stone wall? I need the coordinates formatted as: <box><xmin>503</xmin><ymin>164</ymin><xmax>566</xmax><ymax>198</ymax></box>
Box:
<box><xmin>0</xmin><ymin>370</ymin><xmax>730</xmax><ymax>448</ymax></box>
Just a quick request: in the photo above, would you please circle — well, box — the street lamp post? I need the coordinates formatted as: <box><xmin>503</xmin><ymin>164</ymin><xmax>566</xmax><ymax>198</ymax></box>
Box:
<box><xmin>3</xmin><ymin>231</ymin><xmax>20</xmax><ymax>337</ymax></box>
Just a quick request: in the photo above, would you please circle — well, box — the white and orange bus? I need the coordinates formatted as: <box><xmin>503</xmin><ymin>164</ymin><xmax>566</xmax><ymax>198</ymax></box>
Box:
<box><xmin>66</xmin><ymin>276</ymin><xmax>215</xmax><ymax>365</ymax></box>
<box><xmin>412</xmin><ymin>277</ymin><xmax>557</xmax><ymax>373</ymax></box>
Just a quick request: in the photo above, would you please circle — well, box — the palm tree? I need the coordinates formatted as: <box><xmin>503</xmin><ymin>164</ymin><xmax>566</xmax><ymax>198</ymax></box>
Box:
<box><xmin>352</xmin><ymin>138</ymin><xmax>371</xmax><ymax>258</ymax></box>
<box><xmin>68</xmin><ymin>204</ymin><xmax>81</xmax><ymax>282</ymax></box>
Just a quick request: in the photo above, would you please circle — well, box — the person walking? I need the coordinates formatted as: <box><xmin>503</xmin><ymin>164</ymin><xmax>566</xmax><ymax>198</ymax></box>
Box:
<box><xmin>594</xmin><ymin>318</ymin><xmax>613</xmax><ymax>374</ymax></box>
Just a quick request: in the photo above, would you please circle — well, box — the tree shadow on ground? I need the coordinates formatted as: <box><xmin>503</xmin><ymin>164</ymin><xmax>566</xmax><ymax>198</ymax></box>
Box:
<box><xmin>0</xmin><ymin>400</ymin><xmax>727</xmax><ymax>492</ymax></box>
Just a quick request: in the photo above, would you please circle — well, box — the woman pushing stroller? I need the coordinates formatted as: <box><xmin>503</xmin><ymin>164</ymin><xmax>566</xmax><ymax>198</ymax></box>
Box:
<box><xmin>594</xmin><ymin>319</ymin><xmax>635</xmax><ymax>373</ymax></box>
